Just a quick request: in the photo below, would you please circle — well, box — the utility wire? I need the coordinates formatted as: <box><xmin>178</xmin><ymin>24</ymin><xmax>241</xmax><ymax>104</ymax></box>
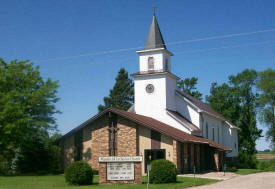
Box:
<box><xmin>36</xmin><ymin>28</ymin><xmax>275</xmax><ymax>62</ymax></box>
<box><xmin>175</xmin><ymin>40</ymin><xmax>275</xmax><ymax>55</ymax></box>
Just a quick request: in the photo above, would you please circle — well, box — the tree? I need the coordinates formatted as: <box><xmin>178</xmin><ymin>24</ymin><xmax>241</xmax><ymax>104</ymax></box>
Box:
<box><xmin>177</xmin><ymin>77</ymin><xmax>202</xmax><ymax>100</ymax></box>
<box><xmin>206</xmin><ymin>82</ymin><xmax>240</xmax><ymax>126</ymax></box>
<box><xmin>229</xmin><ymin>69</ymin><xmax>262</xmax><ymax>157</ymax></box>
<box><xmin>257</xmin><ymin>69</ymin><xmax>275</xmax><ymax>148</ymax></box>
<box><xmin>0</xmin><ymin>58</ymin><xmax>59</xmax><ymax>164</ymax></box>
<box><xmin>98</xmin><ymin>68</ymin><xmax>134</xmax><ymax>112</ymax></box>
<box><xmin>207</xmin><ymin>69</ymin><xmax>262</xmax><ymax>167</ymax></box>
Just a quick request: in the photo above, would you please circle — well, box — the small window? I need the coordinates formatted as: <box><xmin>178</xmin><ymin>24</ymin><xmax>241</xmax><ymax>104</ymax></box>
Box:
<box><xmin>218</xmin><ymin>127</ymin><xmax>220</xmax><ymax>143</ymax></box>
<box><xmin>234</xmin><ymin>142</ymin><xmax>237</xmax><ymax>149</ymax></box>
<box><xmin>165</xmin><ymin>59</ymin><xmax>169</xmax><ymax>71</ymax></box>
<box><xmin>148</xmin><ymin>57</ymin><xmax>154</xmax><ymax>70</ymax></box>
<box><xmin>212</xmin><ymin>127</ymin><xmax>215</xmax><ymax>141</ymax></box>
<box><xmin>206</xmin><ymin>123</ymin><xmax>208</xmax><ymax>138</ymax></box>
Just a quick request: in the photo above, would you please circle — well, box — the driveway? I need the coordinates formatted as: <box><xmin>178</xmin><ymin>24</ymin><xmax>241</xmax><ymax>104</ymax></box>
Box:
<box><xmin>190</xmin><ymin>172</ymin><xmax>275</xmax><ymax>189</ymax></box>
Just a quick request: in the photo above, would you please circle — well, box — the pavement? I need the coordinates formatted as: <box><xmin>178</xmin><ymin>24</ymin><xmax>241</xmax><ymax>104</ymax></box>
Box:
<box><xmin>179</xmin><ymin>171</ymin><xmax>238</xmax><ymax>180</ymax></box>
<box><xmin>189</xmin><ymin>172</ymin><xmax>275</xmax><ymax>189</ymax></box>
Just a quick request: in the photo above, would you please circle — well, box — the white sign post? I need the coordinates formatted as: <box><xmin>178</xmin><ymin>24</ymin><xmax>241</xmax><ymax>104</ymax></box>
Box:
<box><xmin>147</xmin><ymin>164</ymin><xmax>151</xmax><ymax>189</ymax></box>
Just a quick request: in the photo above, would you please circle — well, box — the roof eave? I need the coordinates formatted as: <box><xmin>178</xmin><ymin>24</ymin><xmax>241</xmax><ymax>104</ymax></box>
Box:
<box><xmin>136</xmin><ymin>48</ymin><xmax>173</xmax><ymax>56</ymax></box>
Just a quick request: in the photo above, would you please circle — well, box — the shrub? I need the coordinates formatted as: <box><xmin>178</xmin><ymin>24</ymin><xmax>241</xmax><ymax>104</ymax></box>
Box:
<box><xmin>238</xmin><ymin>151</ymin><xmax>258</xmax><ymax>169</ymax></box>
<box><xmin>0</xmin><ymin>160</ymin><xmax>10</xmax><ymax>175</ymax></box>
<box><xmin>92</xmin><ymin>169</ymin><xmax>99</xmax><ymax>175</ymax></box>
<box><xmin>257</xmin><ymin>161</ymin><xmax>269</xmax><ymax>170</ymax></box>
<box><xmin>257</xmin><ymin>159</ymin><xmax>275</xmax><ymax>171</ymax></box>
<box><xmin>149</xmin><ymin>159</ymin><xmax>177</xmax><ymax>184</ymax></box>
<box><xmin>226</xmin><ymin>166</ymin><xmax>238</xmax><ymax>172</ymax></box>
<box><xmin>65</xmin><ymin>161</ymin><xmax>93</xmax><ymax>185</ymax></box>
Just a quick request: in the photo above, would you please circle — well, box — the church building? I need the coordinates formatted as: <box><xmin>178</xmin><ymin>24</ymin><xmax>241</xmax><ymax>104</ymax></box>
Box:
<box><xmin>59</xmin><ymin>14</ymin><xmax>238</xmax><ymax>175</ymax></box>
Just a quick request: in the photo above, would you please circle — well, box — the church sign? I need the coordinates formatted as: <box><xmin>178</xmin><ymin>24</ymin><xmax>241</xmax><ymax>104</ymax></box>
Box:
<box><xmin>107</xmin><ymin>162</ymin><xmax>134</xmax><ymax>180</ymax></box>
<box><xmin>99</xmin><ymin>156</ymin><xmax>142</xmax><ymax>163</ymax></box>
<box><xmin>98</xmin><ymin>156</ymin><xmax>142</xmax><ymax>184</ymax></box>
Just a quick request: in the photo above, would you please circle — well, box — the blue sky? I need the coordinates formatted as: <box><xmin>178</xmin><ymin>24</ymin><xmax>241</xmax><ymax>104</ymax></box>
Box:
<box><xmin>1</xmin><ymin>0</ymin><xmax>274</xmax><ymax>150</ymax></box>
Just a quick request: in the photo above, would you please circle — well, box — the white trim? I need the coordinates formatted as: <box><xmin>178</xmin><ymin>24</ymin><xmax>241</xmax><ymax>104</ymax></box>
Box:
<box><xmin>166</xmin><ymin>110</ymin><xmax>193</xmax><ymax>132</ymax></box>
<box><xmin>136</xmin><ymin>48</ymin><xmax>174</xmax><ymax>56</ymax></box>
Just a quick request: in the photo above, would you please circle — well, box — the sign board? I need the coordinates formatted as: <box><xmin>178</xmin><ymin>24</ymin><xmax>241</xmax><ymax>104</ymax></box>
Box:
<box><xmin>99</xmin><ymin>156</ymin><xmax>142</xmax><ymax>163</ymax></box>
<box><xmin>107</xmin><ymin>162</ymin><xmax>134</xmax><ymax>180</ymax></box>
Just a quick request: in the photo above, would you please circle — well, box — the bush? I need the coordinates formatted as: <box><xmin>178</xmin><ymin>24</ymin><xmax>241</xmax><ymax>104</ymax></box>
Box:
<box><xmin>257</xmin><ymin>159</ymin><xmax>275</xmax><ymax>171</ymax></box>
<box><xmin>0</xmin><ymin>160</ymin><xmax>10</xmax><ymax>175</ymax></box>
<box><xmin>238</xmin><ymin>151</ymin><xmax>258</xmax><ymax>169</ymax></box>
<box><xmin>149</xmin><ymin>159</ymin><xmax>177</xmax><ymax>184</ymax></box>
<box><xmin>65</xmin><ymin>161</ymin><xmax>93</xmax><ymax>185</ymax></box>
<box><xmin>92</xmin><ymin>169</ymin><xmax>99</xmax><ymax>175</ymax></box>
<box><xmin>257</xmin><ymin>161</ymin><xmax>269</xmax><ymax>170</ymax></box>
<box><xmin>227</xmin><ymin>166</ymin><xmax>238</xmax><ymax>172</ymax></box>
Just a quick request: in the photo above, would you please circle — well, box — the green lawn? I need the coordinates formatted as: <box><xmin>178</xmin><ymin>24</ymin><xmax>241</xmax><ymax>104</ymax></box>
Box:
<box><xmin>235</xmin><ymin>169</ymin><xmax>263</xmax><ymax>175</ymax></box>
<box><xmin>0</xmin><ymin>175</ymin><xmax>218</xmax><ymax>189</ymax></box>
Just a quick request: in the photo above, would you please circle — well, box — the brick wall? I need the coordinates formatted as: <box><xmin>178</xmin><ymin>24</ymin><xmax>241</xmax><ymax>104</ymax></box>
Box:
<box><xmin>90</xmin><ymin>115</ymin><xmax>109</xmax><ymax>170</ymax></box>
<box><xmin>173</xmin><ymin>140</ymin><xmax>181</xmax><ymax>173</ymax></box>
<box><xmin>117</xmin><ymin>117</ymin><xmax>137</xmax><ymax>156</ymax></box>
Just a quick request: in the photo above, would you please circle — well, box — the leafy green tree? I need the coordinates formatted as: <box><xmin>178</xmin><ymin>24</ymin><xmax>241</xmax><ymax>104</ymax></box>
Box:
<box><xmin>0</xmin><ymin>58</ymin><xmax>59</xmax><ymax>164</ymax></box>
<box><xmin>207</xmin><ymin>69</ymin><xmax>262</xmax><ymax>167</ymax></box>
<box><xmin>98</xmin><ymin>68</ymin><xmax>134</xmax><ymax>112</ymax></box>
<box><xmin>229</xmin><ymin>69</ymin><xmax>262</xmax><ymax>156</ymax></box>
<box><xmin>257</xmin><ymin>69</ymin><xmax>275</xmax><ymax>148</ymax></box>
<box><xmin>177</xmin><ymin>77</ymin><xmax>202</xmax><ymax>100</ymax></box>
<box><xmin>206</xmin><ymin>83</ymin><xmax>240</xmax><ymax>125</ymax></box>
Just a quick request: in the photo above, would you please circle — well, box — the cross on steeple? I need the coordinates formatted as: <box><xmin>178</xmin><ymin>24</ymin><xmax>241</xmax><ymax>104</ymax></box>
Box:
<box><xmin>152</xmin><ymin>6</ymin><xmax>157</xmax><ymax>15</ymax></box>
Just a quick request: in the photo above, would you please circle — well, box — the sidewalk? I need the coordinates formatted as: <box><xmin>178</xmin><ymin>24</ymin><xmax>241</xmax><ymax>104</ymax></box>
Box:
<box><xmin>178</xmin><ymin>171</ymin><xmax>238</xmax><ymax>180</ymax></box>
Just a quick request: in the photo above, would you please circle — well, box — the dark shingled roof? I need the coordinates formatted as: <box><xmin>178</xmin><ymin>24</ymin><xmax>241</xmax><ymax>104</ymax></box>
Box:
<box><xmin>144</xmin><ymin>15</ymin><xmax>166</xmax><ymax>50</ymax></box>
<box><xmin>60</xmin><ymin>108</ymin><xmax>231</xmax><ymax>151</ymax></box>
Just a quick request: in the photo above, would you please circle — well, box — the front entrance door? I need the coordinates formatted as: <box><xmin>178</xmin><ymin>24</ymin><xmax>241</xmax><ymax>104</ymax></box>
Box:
<box><xmin>144</xmin><ymin>149</ymin><xmax>166</xmax><ymax>172</ymax></box>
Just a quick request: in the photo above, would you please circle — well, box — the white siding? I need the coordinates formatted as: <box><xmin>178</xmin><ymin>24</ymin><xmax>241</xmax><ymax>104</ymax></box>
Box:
<box><xmin>139</xmin><ymin>51</ymin><xmax>171</xmax><ymax>72</ymax></box>
<box><xmin>175</xmin><ymin>95</ymin><xmax>200</xmax><ymax>128</ymax></box>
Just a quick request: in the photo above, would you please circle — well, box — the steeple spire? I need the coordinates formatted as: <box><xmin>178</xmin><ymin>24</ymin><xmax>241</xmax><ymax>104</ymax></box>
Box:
<box><xmin>144</xmin><ymin>14</ymin><xmax>166</xmax><ymax>50</ymax></box>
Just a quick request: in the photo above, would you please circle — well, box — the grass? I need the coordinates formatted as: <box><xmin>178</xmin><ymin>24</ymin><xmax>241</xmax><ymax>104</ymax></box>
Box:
<box><xmin>235</xmin><ymin>169</ymin><xmax>263</xmax><ymax>175</ymax></box>
<box><xmin>257</xmin><ymin>152</ymin><xmax>275</xmax><ymax>154</ymax></box>
<box><xmin>0</xmin><ymin>175</ymin><xmax>218</xmax><ymax>189</ymax></box>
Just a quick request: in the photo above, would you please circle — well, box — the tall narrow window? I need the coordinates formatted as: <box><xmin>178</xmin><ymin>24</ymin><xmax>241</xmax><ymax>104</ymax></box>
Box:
<box><xmin>218</xmin><ymin>127</ymin><xmax>220</xmax><ymax>143</ymax></box>
<box><xmin>212</xmin><ymin>128</ymin><xmax>215</xmax><ymax>141</ymax></box>
<box><xmin>165</xmin><ymin>58</ymin><xmax>169</xmax><ymax>71</ymax></box>
<box><xmin>148</xmin><ymin>57</ymin><xmax>154</xmax><ymax>70</ymax></box>
<box><xmin>206</xmin><ymin>123</ymin><xmax>208</xmax><ymax>138</ymax></box>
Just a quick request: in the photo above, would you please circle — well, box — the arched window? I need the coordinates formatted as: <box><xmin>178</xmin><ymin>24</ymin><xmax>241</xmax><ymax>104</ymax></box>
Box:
<box><xmin>148</xmin><ymin>57</ymin><xmax>154</xmax><ymax>70</ymax></box>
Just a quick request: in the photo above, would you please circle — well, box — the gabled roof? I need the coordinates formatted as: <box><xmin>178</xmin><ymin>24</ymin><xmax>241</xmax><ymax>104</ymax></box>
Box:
<box><xmin>144</xmin><ymin>15</ymin><xmax>166</xmax><ymax>50</ymax></box>
<box><xmin>166</xmin><ymin>109</ymin><xmax>201</xmax><ymax>133</ymax></box>
<box><xmin>60</xmin><ymin>108</ymin><xmax>231</xmax><ymax>151</ymax></box>
<box><xmin>175</xmin><ymin>89</ymin><xmax>238</xmax><ymax>129</ymax></box>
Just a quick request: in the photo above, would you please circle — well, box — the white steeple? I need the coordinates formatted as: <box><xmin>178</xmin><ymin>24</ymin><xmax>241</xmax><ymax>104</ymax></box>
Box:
<box><xmin>131</xmin><ymin>14</ymin><xmax>181</xmax><ymax>129</ymax></box>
